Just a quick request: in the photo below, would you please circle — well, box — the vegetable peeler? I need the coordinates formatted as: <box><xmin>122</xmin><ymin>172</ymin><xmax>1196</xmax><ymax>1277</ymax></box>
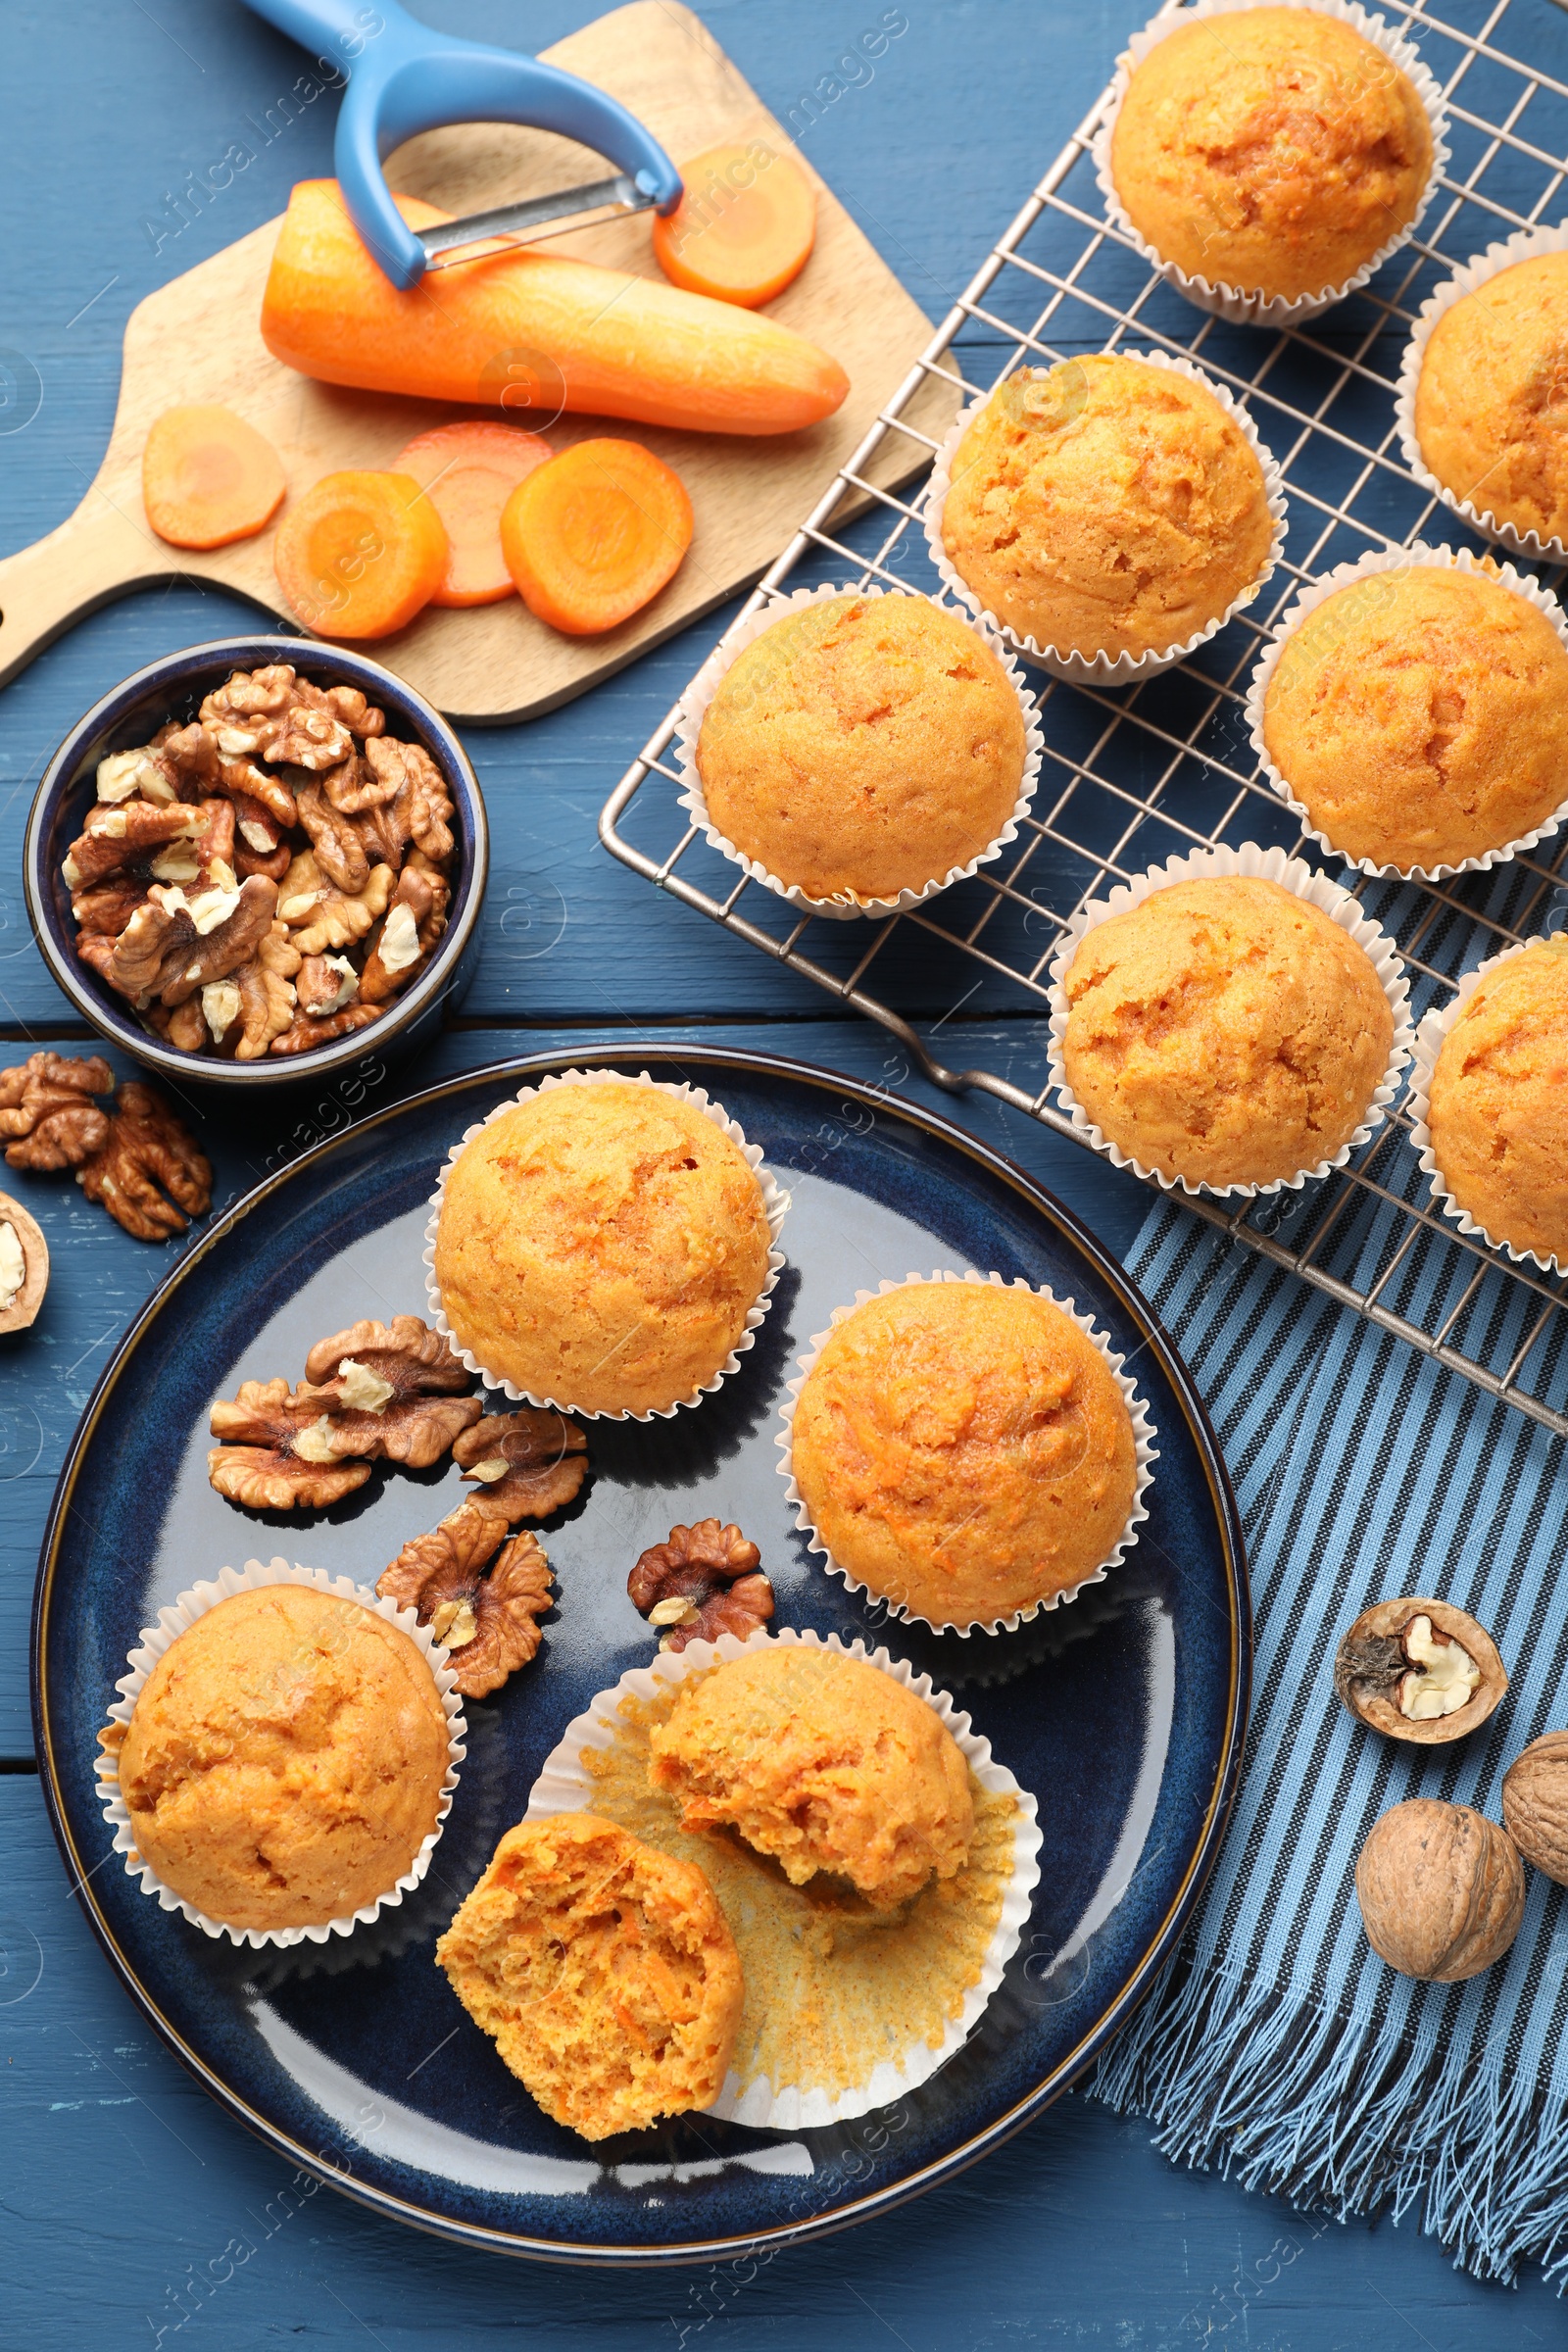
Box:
<box><xmin>239</xmin><ymin>0</ymin><xmax>683</xmax><ymax>290</ymax></box>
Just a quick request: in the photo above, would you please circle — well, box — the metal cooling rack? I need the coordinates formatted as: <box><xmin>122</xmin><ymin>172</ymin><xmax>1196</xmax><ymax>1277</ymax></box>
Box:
<box><xmin>601</xmin><ymin>0</ymin><xmax>1568</xmax><ymax>1438</ymax></box>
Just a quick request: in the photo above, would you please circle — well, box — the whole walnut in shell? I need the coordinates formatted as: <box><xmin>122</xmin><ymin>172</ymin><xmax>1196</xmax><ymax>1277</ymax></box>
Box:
<box><xmin>1355</xmin><ymin>1798</ymin><xmax>1525</xmax><ymax>1982</ymax></box>
<box><xmin>1503</xmin><ymin>1733</ymin><xmax>1568</xmax><ymax>1885</ymax></box>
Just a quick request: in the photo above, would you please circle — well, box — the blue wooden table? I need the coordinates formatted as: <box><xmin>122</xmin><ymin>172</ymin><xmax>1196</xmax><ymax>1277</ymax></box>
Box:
<box><xmin>4</xmin><ymin>3</ymin><xmax>1562</xmax><ymax>2340</ymax></box>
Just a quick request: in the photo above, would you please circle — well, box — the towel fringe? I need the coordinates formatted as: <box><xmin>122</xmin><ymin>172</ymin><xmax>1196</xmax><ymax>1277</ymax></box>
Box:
<box><xmin>1093</xmin><ymin>1949</ymin><xmax>1568</xmax><ymax>2287</ymax></box>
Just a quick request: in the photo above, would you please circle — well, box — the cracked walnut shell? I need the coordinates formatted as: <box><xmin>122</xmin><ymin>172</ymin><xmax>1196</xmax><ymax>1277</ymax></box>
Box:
<box><xmin>1355</xmin><ymin>1798</ymin><xmax>1525</xmax><ymax>1982</ymax></box>
<box><xmin>1335</xmin><ymin>1597</ymin><xmax>1505</xmax><ymax>1746</ymax></box>
<box><xmin>378</xmin><ymin>1502</ymin><xmax>553</xmax><ymax>1697</ymax></box>
<box><xmin>1503</xmin><ymin>1734</ymin><xmax>1568</xmax><ymax>1885</ymax></box>
<box><xmin>628</xmin><ymin>1519</ymin><xmax>773</xmax><ymax>1650</ymax></box>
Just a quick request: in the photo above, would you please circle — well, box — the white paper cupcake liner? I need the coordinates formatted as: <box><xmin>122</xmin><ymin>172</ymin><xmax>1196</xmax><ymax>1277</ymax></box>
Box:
<box><xmin>775</xmin><ymin>1269</ymin><xmax>1157</xmax><ymax>1638</ymax></box>
<box><xmin>1046</xmin><ymin>841</ymin><xmax>1415</xmax><ymax>1198</ymax></box>
<box><xmin>671</xmin><ymin>583</ymin><xmax>1045</xmax><ymax>920</ymax></box>
<box><xmin>1245</xmin><ymin>542</ymin><xmax>1568</xmax><ymax>881</ymax></box>
<box><xmin>422</xmin><ymin>1068</ymin><xmax>790</xmax><ymax>1419</ymax></box>
<box><xmin>1407</xmin><ymin>941</ymin><xmax>1567</xmax><ymax>1274</ymax></box>
<box><xmin>95</xmin><ymin>1557</ymin><xmax>467</xmax><ymax>1952</ymax></box>
<box><xmin>1396</xmin><ymin>220</ymin><xmax>1568</xmax><ymax>563</ymax></box>
<box><xmin>1092</xmin><ymin>0</ymin><xmax>1450</xmax><ymax>327</ymax></box>
<box><xmin>525</xmin><ymin>1623</ymin><xmax>1044</xmax><ymax>2130</ymax></box>
<box><xmin>921</xmin><ymin>348</ymin><xmax>1289</xmax><ymax>684</ymax></box>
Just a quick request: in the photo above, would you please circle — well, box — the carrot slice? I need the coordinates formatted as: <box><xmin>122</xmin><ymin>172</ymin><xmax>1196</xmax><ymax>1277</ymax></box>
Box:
<box><xmin>142</xmin><ymin>403</ymin><xmax>286</xmax><ymax>549</ymax></box>
<box><xmin>392</xmin><ymin>420</ymin><xmax>552</xmax><ymax>607</ymax></box>
<box><xmin>272</xmin><ymin>470</ymin><xmax>448</xmax><ymax>639</ymax></box>
<box><xmin>500</xmin><ymin>439</ymin><xmax>693</xmax><ymax>636</ymax></box>
<box><xmin>652</xmin><ymin>142</ymin><xmax>816</xmax><ymax>309</ymax></box>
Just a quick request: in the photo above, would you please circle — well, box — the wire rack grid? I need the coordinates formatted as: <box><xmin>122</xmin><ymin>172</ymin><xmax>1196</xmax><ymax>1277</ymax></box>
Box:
<box><xmin>601</xmin><ymin>0</ymin><xmax>1568</xmax><ymax>1438</ymax></box>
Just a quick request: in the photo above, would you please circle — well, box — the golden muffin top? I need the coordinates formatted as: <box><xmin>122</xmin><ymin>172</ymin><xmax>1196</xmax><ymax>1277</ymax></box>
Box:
<box><xmin>1061</xmin><ymin>875</ymin><xmax>1395</xmax><ymax>1189</ymax></box>
<box><xmin>435</xmin><ymin>1812</ymin><xmax>744</xmax><ymax>2140</ymax></box>
<box><xmin>788</xmin><ymin>1279</ymin><xmax>1139</xmax><ymax>1628</ymax></box>
<box><xmin>433</xmin><ymin>1081</ymin><xmax>773</xmax><ymax>1415</ymax></box>
<box><xmin>1263</xmin><ymin>564</ymin><xmax>1568</xmax><ymax>870</ymax></box>
<box><xmin>648</xmin><ymin>1644</ymin><xmax>974</xmax><ymax>1910</ymax></box>
<box><xmin>1426</xmin><ymin>938</ymin><xmax>1568</xmax><ymax>1265</ymax></box>
<box><xmin>1110</xmin><ymin>8</ymin><xmax>1433</xmax><ymax>300</ymax></box>
<box><xmin>113</xmin><ymin>1584</ymin><xmax>449</xmax><ymax>1931</ymax></box>
<box><xmin>940</xmin><ymin>356</ymin><xmax>1273</xmax><ymax>661</ymax></box>
<box><xmin>1414</xmin><ymin>253</ymin><xmax>1568</xmax><ymax>546</ymax></box>
<box><xmin>695</xmin><ymin>594</ymin><xmax>1027</xmax><ymax>903</ymax></box>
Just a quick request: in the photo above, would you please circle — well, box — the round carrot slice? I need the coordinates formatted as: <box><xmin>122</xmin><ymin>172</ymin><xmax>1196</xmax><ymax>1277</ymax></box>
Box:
<box><xmin>142</xmin><ymin>403</ymin><xmax>286</xmax><ymax>550</ymax></box>
<box><xmin>500</xmin><ymin>439</ymin><xmax>694</xmax><ymax>637</ymax></box>
<box><xmin>393</xmin><ymin>420</ymin><xmax>553</xmax><ymax>607</ymax></box>
<box><xmin>272</xmin><ymin>469</ymin><xmax>449</xmax><ymax>640</ymax></box>
<box><xmin>652</xmin><ymin>141</ymin><xmax>816</xmax><ymax>309</ymax></box>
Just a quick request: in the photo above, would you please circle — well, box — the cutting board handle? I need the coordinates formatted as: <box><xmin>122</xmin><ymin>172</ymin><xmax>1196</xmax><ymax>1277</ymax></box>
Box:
<box><xmin>0</xmin><ymin>492</ymin><xmax>172</xmax><ymax>694</ymax></box>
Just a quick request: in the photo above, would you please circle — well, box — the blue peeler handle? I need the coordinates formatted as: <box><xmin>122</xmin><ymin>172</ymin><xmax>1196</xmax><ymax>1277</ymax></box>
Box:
<box><xmin>240</xmin><ymin>0</ymin><xmax>683</xmax><ymax>288</ymax></box>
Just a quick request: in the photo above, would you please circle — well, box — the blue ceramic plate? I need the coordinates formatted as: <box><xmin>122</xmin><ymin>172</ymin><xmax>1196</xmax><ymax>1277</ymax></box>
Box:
<box><xmin>31</xmin><ymin>1047</ymin><xmax>1248</xmax><ymax>2266</ymax></box>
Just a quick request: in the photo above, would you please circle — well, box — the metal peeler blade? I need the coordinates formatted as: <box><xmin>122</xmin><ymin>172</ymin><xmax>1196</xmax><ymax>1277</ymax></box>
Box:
<box><xmin>417</xmin><ymin>172</ymin><xmax>660</xmax><ymax>270</ymax></box>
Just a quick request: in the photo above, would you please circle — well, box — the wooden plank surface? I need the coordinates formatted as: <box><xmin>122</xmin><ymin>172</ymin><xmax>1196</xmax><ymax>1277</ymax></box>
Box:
<box><xmin>1</xmin><ymin>0</ymin><xmax>1552</xmax><ymax>2342</ymax></box>
<box><xmin>0</xmin><ymin>1</ymin><xmax>957</xmax><ymax>721</ymax></box>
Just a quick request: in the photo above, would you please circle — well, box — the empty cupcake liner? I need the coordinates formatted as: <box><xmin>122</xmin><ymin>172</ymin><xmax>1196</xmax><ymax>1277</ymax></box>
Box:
<box><xmin>1092</xmin><ymin>0</ymin><xmax>1450</xmax><ymax>328</ymax></box>
<box><xmin>776</xmin><ymin>1270</ymin><xmax>1158</xmax><ymax>1638</ymax></box>
<box><xmin>1245</xmin><ymin>542</ymin><xmax>1568</xmax><ymax>881</ymax></box>
<box><xmin>1396</xmin><ymin>220</ymin><xmax>1568</xmax><ymax>563</ymax></box>
<box><xmin>95</xmin><ymin>1557</ymin><xmax>467</xmax><ymax>1952</ymax></box>
<box><xmin>671</xmin><ymin>583</ymin><xmax>1045</xmax><ymax>920</ymax></box>
<box><xmin>422</xmin><ymin>1067</ymin><xmax>790</xmax><ymax>1419</ymax></box>
<box><xmin>921</xmin><ymin>348</ymin><xmax>1289</xmax><ymax>684</ymax></box>
<box><xmin>1046</xmin><ymin>840</ymin><xmax>1415</xmax><ymax>1198</ymax></box>
<box><xmin>1407</xmin><ymin>941</ymin><xmax>1567</xmax><ymax>1274</ymax></box>
<box><xmin>525</xmin><ymin>1623</ymin><xmax>1044</xmax><ymax>2130</ymax></box>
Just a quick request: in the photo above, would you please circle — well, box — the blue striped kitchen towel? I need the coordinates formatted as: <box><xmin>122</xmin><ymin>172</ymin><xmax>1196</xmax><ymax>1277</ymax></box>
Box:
<box><xmin>1092</xmin><ymin>1193</ymin><xmax>1568</xmax><ymax>2289</ymax></box>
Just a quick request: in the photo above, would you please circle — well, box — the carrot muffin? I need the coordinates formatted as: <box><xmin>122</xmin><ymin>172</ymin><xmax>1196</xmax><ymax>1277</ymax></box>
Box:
<box><xmin>436</xmin><ymin>1814</ymin><xmax>743</xmax><ymax>2139</ymax></box>
<box><xmin>1424</xmin><ymin>939</ymin><xmax>1568</xmax><ymax>1263</ymax></box>
<box><xmin>1413</xmin><ymin>253</ymin><xmax>1568</xmax><ymax>546</ymax></box>
<box><xmin>1262</xmin><ymin>564</ymin><xmax>1568</xmax><ymax>869</ymax></box>
<box><xmin>1109</xmin><ymin>9</ymin><xmax>1434</xmax><ymax>302</ymax></box>
<box><xmin>432</xmin><ymin>1081</ymin><xmax>773</xmax><ymax>1415</ymax></box>
<box><xmin>939</xmin><ymin>357</ymin><xmax>1273</xmax><ymax>662</ymax></box>
<box><xmin>648</xmin><ymin>1645</ymin><xmax>973</xmax><ymax>1908</ymax></box>
<box><xmin>694</xmin><ymin>595</ymin><xmax>1028</xmax><ymax>904</ymax></box>
<box><xmin>1060</xmin><ymin>875</ymin><xmax>1395</xmax><ymax>1187</ymax></box>
<box><xmin>112</xmin><ymin>1585</ymin><xmax>449</xmax><ymax>1932</ymax></box>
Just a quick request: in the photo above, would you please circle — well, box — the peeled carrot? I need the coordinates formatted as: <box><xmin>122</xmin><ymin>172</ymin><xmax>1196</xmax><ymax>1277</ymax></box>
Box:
<box><xmin>392</xmin><ymin>420</ymin><xmax>552</xmax><ymax>607</ymax></box>
<box><xmin>261</xmin><ymin>180</ymin><xmax>849</xmax><ymax>438</ymax></box>
<box><xmin>652</xmin><ymin>141</ymin><xmax>816</xmax><ymax>309</ymax></box>
<box><xmin>272</xmin><ymin>470</ymin><xmax>449</xmax><ymax>639</ymax></box>
<box><xmin>500</xmin><ymin>439</ymin><xmax>693</xmax><ymax>636</ymax></box>
<box><xmin>142</xmin><ymin>403</ymin><xmax>286</xmax><ymax>549</ymax></box>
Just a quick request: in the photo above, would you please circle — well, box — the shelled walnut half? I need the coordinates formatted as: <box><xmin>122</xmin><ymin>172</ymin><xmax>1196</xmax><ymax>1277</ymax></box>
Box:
<box><xmin>628</xmin><ymin>1520</ymin><xmax>774</xmax><ymax>1651</ymax></box>
<box><xmin>1333</xmin><ymin>1597</ymin><xmax>1505</xmax><ymax>1746</ymax></box>
<box><xmin>1355</xmin><ymin>1798</ymin><xmax>1525</xmax><ymax>1981</ymax></box>
<box><xmin>378</xmin><ymin>1503</ymin><xmax>554</xmax><ymax>1698</ymax></box>
<box><xmin>453</xmin><ymin>1409</ymin><xmax>589</xmax><ymax>1522</ymax></box>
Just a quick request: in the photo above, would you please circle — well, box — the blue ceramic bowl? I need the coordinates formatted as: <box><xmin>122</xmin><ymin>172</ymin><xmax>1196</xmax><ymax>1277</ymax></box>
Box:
<box><xmin>23</xmin><ymin>634</ymin><xmax>488</xmax><ymax>1090</ymax></box>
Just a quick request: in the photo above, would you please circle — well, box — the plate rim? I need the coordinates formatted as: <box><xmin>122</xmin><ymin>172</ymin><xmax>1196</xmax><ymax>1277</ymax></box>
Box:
<box><xmin>29</xmin><ymin>1041</ymin><xmax>1250</xmax><ymax>2267</ymax></box>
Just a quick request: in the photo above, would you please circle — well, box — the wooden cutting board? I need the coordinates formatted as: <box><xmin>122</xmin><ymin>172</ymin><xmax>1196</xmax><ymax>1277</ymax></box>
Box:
<box><xmin>0</xmin><ymin>2</ymin><xmax>954</xmax><ymax>724</ymax></box>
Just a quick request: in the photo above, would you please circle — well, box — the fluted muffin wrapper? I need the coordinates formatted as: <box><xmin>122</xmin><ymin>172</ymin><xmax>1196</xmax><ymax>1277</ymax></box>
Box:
<box><xmin>775</xmin><ymin>1270</ymin><xmax>1157</xmax><ymax>1638</ymax></box>
<box><xmin>1245</xmin><ymin>542</ymin><xmax>1568</xmax><ymax>880</ymax></box>
<box><xmin>1091</xmin><ymin>0</ymin><xmax>1450</xmax><ymax>328</ymax></box>
<box><xmin>1395</xmin><ymin>219</ymin><xmax>1568</xmax><ymax>563</ymax></box>
<box><xmin>1406</xmin><ymin>942</ymin><xmax>1567</xmax><ymax>1275</ymax></box>
<box><xmin>422</xmin><ymin>1067</ymin><xmax>790</xmax><ymax>1419</ymax></box>
<box><xmin>921</xmin><ymin>349</ymin><xmax>1289</xmax><ymax>684</ymax></box>
<box><xmin>671</xmin><ymin>583</ymin><xmax>1045</xmax><ymax>920</ymax></box>
<box><xmin>1045</xmin><ymin>840</ymin><xmax>1414</xmax><ymax>1198</ymax></box>
<box><xmin>95</xmin><ymin>1557</ymin><xmax>467</xmax><ymax>1952</ymax></box>
<box><xmin>526</xmin><ymin>1624</ymin><xmax>1043</xmax><ymax>2130</ymax></box>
